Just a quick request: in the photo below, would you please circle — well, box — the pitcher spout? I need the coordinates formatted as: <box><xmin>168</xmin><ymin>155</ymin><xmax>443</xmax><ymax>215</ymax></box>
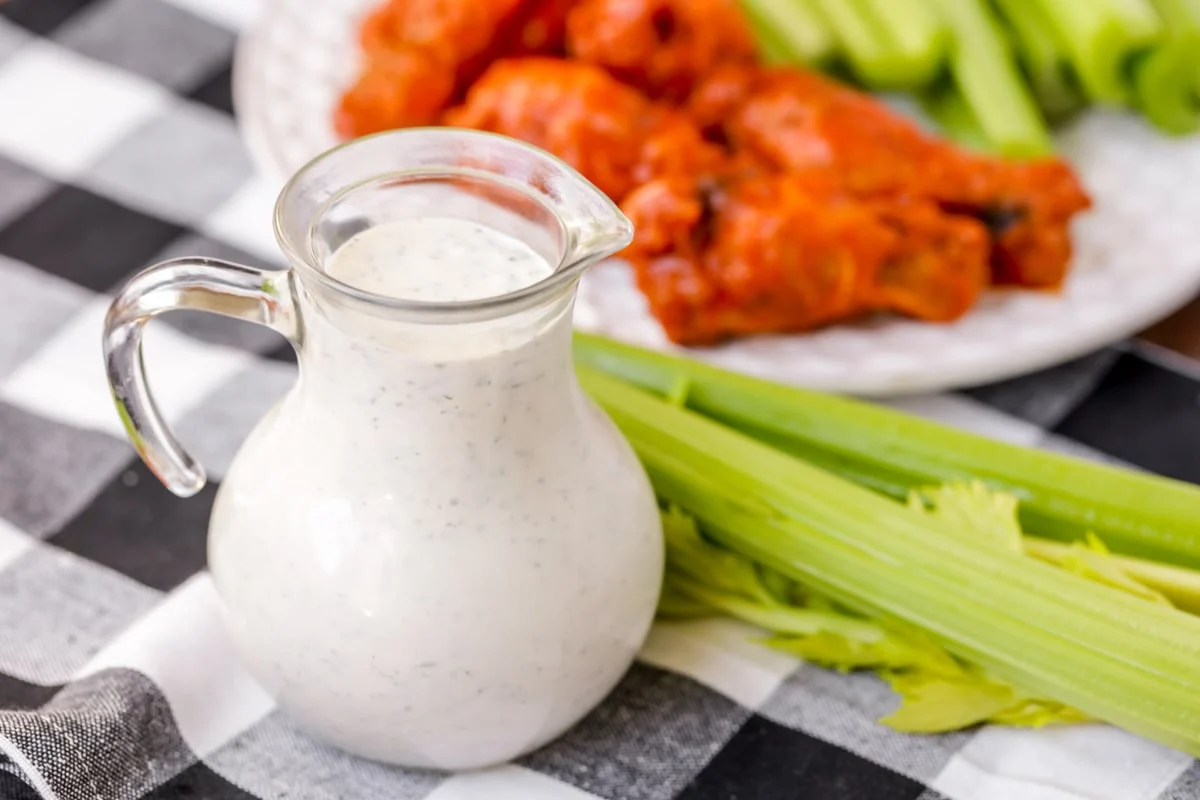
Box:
<box><xmin>549</xmin><ymin>170</ymin><xmax>634</xmax><ymax>273</ymax></box>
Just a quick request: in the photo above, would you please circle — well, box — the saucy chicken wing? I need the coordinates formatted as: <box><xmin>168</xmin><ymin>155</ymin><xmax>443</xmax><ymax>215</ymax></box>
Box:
<box><xmin>565</xmin><ymin>0</ymin><xmax>756</xmax><ymax>101</ymax></box>
<box><xmin>443</xmin><ymin>58</ymin><xmax>726</xmax><ymax>201</ymax></box>
<box><xmin>337</xmin><ymin>0</ymin><xmax>579</xmax><ymax>138</ymax></box>
<box><xmin>689</xmin><ymin>66</ymin><xmax>1091</xmax><ymax>288</ymax></box>
<box><xmin>621</xmin><ymin>173</ymin><xmax>990</xmax><ymax>344</ymax></box>
<box><xmin>335</xmin><ymin>47</ymin><xmax>456</xmax><ymax>138</ymax></box>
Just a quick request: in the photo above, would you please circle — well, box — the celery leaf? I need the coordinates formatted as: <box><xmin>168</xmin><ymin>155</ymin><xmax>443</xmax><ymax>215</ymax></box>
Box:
<box><xmin>909</xmin><ymin>481</ymin><xmax>1023</xmax><ymax>553</ymax></box>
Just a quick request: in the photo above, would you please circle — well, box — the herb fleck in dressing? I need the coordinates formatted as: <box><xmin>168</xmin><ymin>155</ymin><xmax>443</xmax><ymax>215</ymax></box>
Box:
<box><xmin>207</xmin><ymin>216</ymin><xmax>663</xmax><ymax>770</ymax></box>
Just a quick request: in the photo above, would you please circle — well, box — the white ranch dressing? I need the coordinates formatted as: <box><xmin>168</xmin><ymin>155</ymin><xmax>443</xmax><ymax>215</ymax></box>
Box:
<box><xmin>208</xmin><ymin>216</ymin><xmax>663</xmax><ymax>770</ymax></box>
<box><xmin>328</xmin><ymin>216</ymin><xmax>553</xmax><ymax>301</ymax></box>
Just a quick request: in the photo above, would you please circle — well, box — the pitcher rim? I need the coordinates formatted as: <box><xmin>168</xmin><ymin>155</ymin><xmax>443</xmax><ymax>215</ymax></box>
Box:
<box><xmin>271</xmin><ymin>128</ymin><xmax>633</xmax><ymax>321</ymax></box>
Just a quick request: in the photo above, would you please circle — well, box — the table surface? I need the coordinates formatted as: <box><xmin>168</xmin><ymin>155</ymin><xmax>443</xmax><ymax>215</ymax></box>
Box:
<box><xmin>1</xmin><ymin>1</ymin><xmax>1200</xmax><ymax>799</ymax></box>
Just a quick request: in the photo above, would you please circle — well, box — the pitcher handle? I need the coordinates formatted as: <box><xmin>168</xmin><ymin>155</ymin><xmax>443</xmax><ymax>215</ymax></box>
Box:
<box><xmin>102</xmin><ymin>257</ymin><xmax>299</xmax><ymax>498</ymax></box>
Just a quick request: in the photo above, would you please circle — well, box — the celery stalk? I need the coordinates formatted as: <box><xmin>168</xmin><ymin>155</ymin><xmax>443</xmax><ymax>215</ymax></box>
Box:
<box><xmin>1135</xmin><ymin>0</ymin><xmax>1200</xmax><ymax>134</ymax></box>
<box><xmin>813</xmin><ymin>0</ymin><xmax>923</xmax><ymax>89</ymax></box>
<box><xmin>1133</xmin><ymin>40</ymin><xmax>1200</xmax><ymax>134</ymax></box>
<box><xmin>742</xmin><ymin>9</ymin><xmax>794</xmax><ymax>65</ymax></box>
<box><xmin>580</xmin><ymin>368</ymin><xmax>1200</xmax><ymax>756</ymax></box>
<box><xmin>860</xmin><ymin>0</ymin><xmax>949</xmax><ymax>87</ymax></box>
<box><xmin>1147</xmin><ymin>0</ymin><xmax>1200</xmax><ymax>28</ymax></box>
<box><xmin>926</xmin><ymin>0</ymin><xmax>1053</xmax><ymax>157</ymax></box>
<box><xmin>991</xmin><ymin>0</ymin><xmax>1086</xmax><ymax>122</ymax></box>
<box><xmin>1149</xmin><ymin>0</ymin><xmax>1200</xmax><ymax>85</ymax></box>
<box><xmin>1031</xmin><ymin>0</ymin><xmax>1163</xmax><ymax>105</ymax></box>
<box><xmin>738</xmin><ymin>0</ymin><xmax>836</xmax><ymax>65</ymax></box>
<box><xmin>573</xmin><ymin>333</ymin><xmax>1200</xmax><ymax>568</ymax></box>
<box><xmin>922</xmin><ymin>85</ymin><xmax>995</xmax><ymax>153</ymax></box>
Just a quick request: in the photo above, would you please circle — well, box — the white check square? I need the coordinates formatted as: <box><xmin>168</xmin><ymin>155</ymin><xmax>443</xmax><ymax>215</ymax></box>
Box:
<box><xmin>201</xmin><ymin>176</ymin><xmax>285</xmax><ymax>266</ymax></box>
<box><xmin>639</xmin><ymin>617</ymin><xmax>800</xmax><ymax>710</ymax></box>
<box><xmin>0</xmin><ymin>41</ymin><xmax>168</xmax><ymax>177</ymax></box>
<box><xmin>0</xmin><ymin>516</ymin><xmax>35</xmax><ymax>574</ymax></box>
<box><xmin>0</xmin><ymin>297</ymin><xmax>252</xmax><ymax>439</ymax></box>
<box><xmin>932</xmin><ymin>724</ymin><xmax>1193</xmax><ymax>800</ymax></box>
<box><xmin>428</xmin><ymin>766</ymin><xmax>602</xmax><ymax>800</ymax></box>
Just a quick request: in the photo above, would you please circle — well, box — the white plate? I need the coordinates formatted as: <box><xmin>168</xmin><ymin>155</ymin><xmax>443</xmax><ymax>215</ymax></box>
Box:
<box><xmin>233</xmin><ymin>0</ymin><xmax>1200</xmax><ymax>396</ymax></box>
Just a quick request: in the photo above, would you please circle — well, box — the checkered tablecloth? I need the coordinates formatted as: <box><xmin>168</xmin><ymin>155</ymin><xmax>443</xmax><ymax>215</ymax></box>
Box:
<box><xmin>2</xmin><ymin>1</ymin><xmax>1200</xmax><ymax>798</ymax></box>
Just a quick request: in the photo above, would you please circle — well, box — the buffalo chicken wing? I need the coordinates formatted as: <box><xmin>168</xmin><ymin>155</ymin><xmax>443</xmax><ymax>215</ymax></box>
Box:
<box><xmin>336</xmin><ymin>0</ymin><xmax>579</xmax><ymax>138</ymax></box>
<box><xmin>564</xmin><ymin>0</ymin><xmax>755</xmax><ymax>101</ymax></box>
<box><xmin>689</xmin><ymin>66</ymin><xmax>1091</xmax><ymax>288</ymax></box>
<box><xmin>443</xmin><ymin>58</ymin><xmax>726</xmax><ymax>201</ymax></box>
<box><xmin>622</xmin><ymin>174</ymin><xmax>990</xmax><ymax>344</ymax></box>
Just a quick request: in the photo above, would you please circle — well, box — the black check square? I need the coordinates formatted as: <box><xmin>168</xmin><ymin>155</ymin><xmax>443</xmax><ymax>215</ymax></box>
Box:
<box><xmin>0</xmin><ymin>402</ymin><xmax>131</xmax><ymax>537</ymax></box>
<box><xmin>1054</xmin><ymin>350</ymin><xmax>1200</xmax><ymax>484</ymax></box>
<box><xmin>186</xmin><ymin>61</ymin><xmax>234</xmax><ymax>117</ymax></box>
<box><xmin>523</xmin><ymin>664</ymin><xmax>750</xmax><ymax>799</ymax></box>
<box><xmin>51</xmin><ymin>460</ymin><xmax>214</xmax><ymax>591</ymax></box>
<box><xmin>55</xmin><ymin>0</ymin><xmax>234</xmax><ymax>91</ymax></box>
<box><xmin>678</xmin><ymin>715</ymin><xmax>928</xmax><ymax>800</ymax></box>
<box><xmin>0</xmin><ymin>0</ymin><xmax>100</xmax><ymax>36</ymax></box>
<box><xmin>0</xmin><ymin>185</ymin><xmax>184</xmax><ymax>292</ymax></box>
<box><xmin>144</xmin><ymin>762</ymin><xmax>257</xmax><ymax>800</ymax></box>
<box><xmin>0</xmin><ymin>155</ymin><xmax>57</xmax><ymax>228</ymax></box>
<box><xmin>0</xmin><ymin>674</ymin><xmax>59</xmax><ymax>711</ymax></box>
<box><xmin>965</xmin><ymin>349</ymin><xmax>1120</xmax><ymax>430</ymax></box>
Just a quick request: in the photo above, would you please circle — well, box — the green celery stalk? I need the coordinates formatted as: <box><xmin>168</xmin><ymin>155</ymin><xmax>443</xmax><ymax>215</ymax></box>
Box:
<box><xmin>1146</xmin><ymin>0</ymin><xmax>1200</xmax><ymax>28</ymax></box>
<box><xmin>572</xmin><ymin>333</ymin><xmax>1200</xmax><ymax>568</ymax></box>
<box><xmin>579</xmin><ymin>368</ymin><xmax>1200</xmax><ymax>756</ymax></box>
<box><xmin>991</xmin><ymin>0</ymin><xmax>1086</xmax><ymax>122</ymax></box>
<box><xmin>921</xmin><ymin>85</ymin><xmax>995</xmax><ymax>153</ymax></box>
<box><xmin>1135</xmin><ymin>0</ymin><xmax>1200</xmax><ymax>134</ymax></box>
<box><xmin>742</xmin><ymin>9</ymin><xmax>794</xmax><ymax>65</ymax></box>
<box><xmin>1149</xmin><ymin>0</ymin><xmax>1200</xmax><ymax>84</ymax></box>
<box><xmin>1031</xmin><ymin>0</ymin><xmax>1163</xmax><ymax>105</ymax></box>
<box><xmin>926</xmin><ymin>0</ymin><xmax>1053</xmax><ymax>156</ymax></box>
<box><xmin>860</xmin><ymin>0</ymin><xmax>949</xmax><ymax>86</ymax></box>
<box><xmin>1133</xmin><ymin>39</ymin><xmax>1200</xmax><ymax>134</ymax></box>
<box><xmin>813</xmin><ymin>0</ymin><xmax>923</xmax><ymax>89</ymax></box>
<box><xmin>738</xmin><ymin>0</ymin><xmax>836</xmax><ymax>65</ymax></box>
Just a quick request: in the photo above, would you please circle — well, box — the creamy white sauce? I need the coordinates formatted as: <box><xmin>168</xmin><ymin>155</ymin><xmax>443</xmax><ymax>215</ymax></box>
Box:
<box><xmin>329</xmin><ymin>217</ymin><xmax>553</xmax><ymax>301</ymax></box>
<box><xmin>208</xmin><ymin>216</ymin><xmax>663</xmax><ymax>770</ymax></box>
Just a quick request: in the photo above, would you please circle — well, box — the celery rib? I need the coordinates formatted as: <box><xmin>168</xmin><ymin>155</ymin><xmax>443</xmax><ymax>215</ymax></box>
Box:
<box><xmin>1032</xmin><ymin>0</ymin><xmax>1163</xmax><ymax>106</ymax></box>
<box><xmin>861</xmin><ymin>0</ymin><xmax>948</xmax><ymax>87</ymax></box>
<box><xmin>991</xmin><ymin>0</ymin><xmax>1086</xmax><ymax>122</ymax></box>
<box><xmin>738</xmin><ymin>0</ymin><xmax>836</xmax><ymax>65</ymax></box>
<box><xmin>1135</xmin><ymin>0</ymin><xmax>1200</xmax><ymax>134</ymax></box>
<box><xmin>925</xmin><ymin>0</ymin><xmax>1053</xmax><ymax>157</ymax></box>
<box><xmin>573</xmin><ymin>333</ymin><xmax>1200</xmax><ymax>569</ymax></box>
<box><xmin>813</xmin><ymin>0</ymin><xmax>919</xmax><ymax>89</ymax></box>
<box><xmin>580</xmin><ymin>368</ymin><xmax>1200</xmax><ymax>756</ymax></box>
<box><xmin>922</xmin><ymin>85</ymin><xmax>994</xmax><ymax>153</ymax></box>
<box><xmin>1133</xmin><ymin>40</ymin><xmax>1200</xmax><ymax>135</ymax></box>
<box><xmin>581</xmin><ymin>369</ymin><xmax>1200</xmax><ymax>666</ymax></box>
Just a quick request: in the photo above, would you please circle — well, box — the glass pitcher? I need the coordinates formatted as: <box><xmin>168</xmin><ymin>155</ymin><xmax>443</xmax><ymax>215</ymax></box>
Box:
<box><xmin>102</xmin><ymin>129</ymin><xmax>664</xmax><ymax>771</ymax></box>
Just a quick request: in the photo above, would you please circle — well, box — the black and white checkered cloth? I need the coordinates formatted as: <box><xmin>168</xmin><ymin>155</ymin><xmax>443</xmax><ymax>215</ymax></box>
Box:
<box><xmin>1</xmin><ymin>1</ymin><xmax>1199</xmax><ymax>798</ymax></box>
